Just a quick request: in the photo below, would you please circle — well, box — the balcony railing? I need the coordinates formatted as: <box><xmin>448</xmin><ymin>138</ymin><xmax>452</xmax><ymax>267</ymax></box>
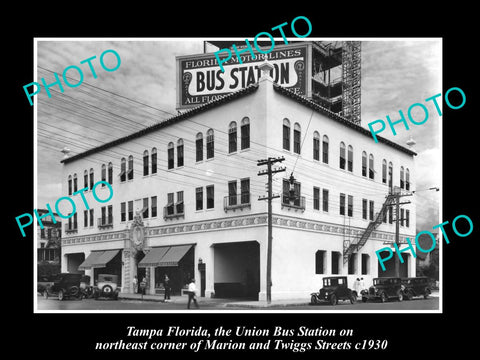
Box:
<box><xmin>281</xmin><ymin>193</ymin><xmax>306</xmax><ymax>211</ymax></box>
<box><xmin>98</xmin><ymin>217</ymin><xmax>113</xmax><ymax>229</ymax></box>
<box><xmin>224</xmin><ymin>193</ymin><xmax>251</xmax><ymax>211</ymax></box>
<box><xmin>163</xmin><ymin>203</ymin><xmax>185</xmax><ymax>220</ymax></box>
<box><xmin>65</xmin><ymin>223</ymin><xmax>78</xmax><ymax>234</ymax></box>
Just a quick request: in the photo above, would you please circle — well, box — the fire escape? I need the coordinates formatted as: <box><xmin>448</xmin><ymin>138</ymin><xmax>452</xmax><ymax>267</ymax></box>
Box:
<box><xmin>343</xmin><ymin>194</ymin><xmax>396</xmax><ymax>265</ymax></box>
<box><xmin>341</xmin><ymin>41</ymin><xmax>361</xmax><ymax>125</ymax></box>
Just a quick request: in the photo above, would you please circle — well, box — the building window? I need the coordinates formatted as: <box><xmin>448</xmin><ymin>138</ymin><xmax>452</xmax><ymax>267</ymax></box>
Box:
<box><xmin>176</xmin><ymin>191</ymin><xmax>184</xmax><ymax>214</ymax></box>
<box><xmin>362</xmin><ymin>198</ymin><xmax>367</xmax><ymax>219</ymax></box>
<box><xmin>167</xmin><ymin>142</ymin><xmax>174</xmax><ymax>169</ymax></box>
<box><xmin>241</xmin><ymin>117</ymin><xmax>250</xmax><ymax>150</ymax></box>
<box><xmin>121</xmin><ymin>202</ymin><xmax>126</xmax><ymax>222</ymax></box>
<box><xmin>206</xmin><ymin>129</ymin><xmax>214</xmax><ymax>159</ymax></box>
<box><xmin>68</xmin><ymin>175</ymin><xmax>72</xmax><ymax>195</ymax></box>
<box><xmin>151</xmin><ymin>196</ymin><xmax>157</xmax><ymax>217</ymax></box>
<box><xmin>143</xmin><ymin>150</ymin><xmax>149</xmax><ymax>176</ymax></box>
<box><xmin>101</xmin><ymin>206</ymin><xmax>106</xmax><ymax>226</ymax></box>
<box><xmin>388</xmin><ymin>207</ymin><xmax>393</xmax><ymax>224</ymax></box>
<box><xmin>196</xmin><ymin>187</ymin><xmax>203</xmax><ymax>210</ymax></box>
<box><xmin>293</xmin><ymin>123</ymin><xmax>301</xmax><ymax>154</ymax></box>
<box><xmin>166</xmin><ymin>193</ymin><xmax>174</xmax><ymax>216</ymax></box>
<box><xmin>362</xmin><ymin>151</ymin><xmax>367</xmax><ymax>177</ymax></box>
<box><xmin>405</xmin><ymin>168</ymin><xmax>410</xmax><ymax>190</ymax></box>
<box><xmin>89</xmin><ymin>168</ymin><xmax>94</xmax><ymax>190</ymax></box>
<box><xmin>143</xmin><ymin>197</ymin><xmax>149</xmax><ymax>218</ymax></box>
<box><xmin>228</xmin><ymin>181</ymin><xmax>237</xmax><ymax>206</ymax></box>
<box><xmin>339</xmin><ymin>142</ymin><xmax>346</xmax><ymax>169</ymax></box>
<box><xmin>322</xmin><ymin>135</ymin><xmax>329</xmax><ymax>164</ymax></box>
<box><xmin>322</xmin><ymin>189</ymin><xmax>329</xmax><ymax>212</ymax></box>
<box><xmin>206</xmin><ymin>185</ymin><xmax>214</xmax><ymax>209</ymax></box>
<box><xmin>361</xmin><ymin>254</ymin><xmax>370</xmax><ymax>275</ymax></box>
<box><xmin>348</xmin><ymin>253</ymin><xmax>357</xmax><ymax>274</ymax></box>
<box><xmin>84</xmin><ymin>210</ymin><xmax>88</xmax><ymax>227</ymax></box>
<box><xmin>282</xmin><ymin>178</ymin><xmax>303</xmax><ymax>208</ymax></box>
<box><xmin>313</xmin><ymin>187</ymin><xmax>320</xmax><ymax>210</ymax></box>
<box><xmin>108</xmin><ymin>162</ymin><xmax>113</xmax><ymax>184</ymax></box>
<box><xmin>331</xmin><ymin>252</ymin><xmax>341</xmax><ymax>274</ymax></box>
<box><xmin>73</xmin><ymin>213</ymin><xmax>77</xmax><ymax>230</ymax></box>
<box><xmin>177</xmin><ymin>139</ymin><xmax>184</xmax><ymax>167</ymax></box>
<box><xmin>228</xmin><ymin>121</ymin><xmax>237</xmax><ymax>153</ymax></box>
<box><xmin>283</xmin><ymin>118</ymin><xmax>290</xmax><ymax>151</ymax></box>
<box><xmin>151</xmin><ymin>147</ymin><xmax>157</xmax><ymax>174</ymax></box>
<box><xmin>196</xmin><ymin>133</ymin><xmax>203</xmax><ymax>162</ymax></box>
<box><xmin>369</xmin><ymin>200</ymin><xmax>374</xmax><ymax>221</ymax></box>
<box><xmin>127</xmin><ymin>155</ymin><xmax>134</xmax><ymax>180</ymax></box>
<box><xmin>101</xmin><ymin>164</ymin><xmax>106</xmax><ymax>185</ymax></box>
<box><xmin>108</xmin><ymin>205</ymin><xmax>113</xmax><ymax>225</ymax></box>
<box><xmin>382</xmin><ymin>159</ymin><xmax>387</xmax><ymax>184</ymax></box>
<box><xmin>369</xmin><ymin>154</ymin><xmax>374</xmax><ymax>180</ymax></box>
<box><xmin>347</xmin><ymin>195</ymin><xmax>353</xmax><ymax>217</ymax></box>
<box><xmin>89</xmin><ymin>209</ymin><xmax>94</xmax><ymax>227</ymax></box>
<box><xmin>400</xmin><ymin>208</ymin><xmax>405</xmax><ymax>226</ymax></box>
<box><xmin>347</xmin><ymin>145</ymin><xmax>353</xmax><ymax>172</ymax></box>
<box><xmin>84</xmin><ymin>170</ymin><xmax>88</xmax><ymax>188</ymax></box>
<box><xmin>240</xmin><ymin>178</ymin><xmax>250</xmax><ymax>204</ymax></box>
<box><xmin>340</xmin><ymin>193</ymin><xmax>346</xmax><ymax>215</ymax></box>
<box><xmin>73</xmin><ymin>174</ymin><xmax>77</xmax><ymax>192</ymax></box>
<box><xmin>315</xmin><ymin>250</ymin><xmax>325</xmax><ymax>274</ymax></box>
<box><xmin>313</xmin><ymin>131</ymin><xmax>320</xmax><ymax>161</ymax></box>
<box><xmin>406</xmin><ymin>209</ymin><xmax>410</xmax><ymax>227</ymax></box>
<box><xmin>128</xmin><ymin>201</ymin><xmax>133</xmax><ymax>221</ymax></box>
<box><xmin>388</xmin><ymin>162</ymin><xmax>393</xmax><ymax>190</ymax></box>
<box><xmin>400</xmin><ymin>166</ymin><xmax>405</xmax><ymax>189</ymax></box>
<box><xmin>120</xmin><ymin>158</ymin><xmax>126</xmax><ymax>182</ymax></box>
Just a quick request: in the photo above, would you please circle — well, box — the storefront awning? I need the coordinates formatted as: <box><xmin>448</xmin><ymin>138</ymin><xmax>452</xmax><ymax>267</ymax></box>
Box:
<box><xmin>138</xmin><ymin>245</ymin><xmax>192</xmax><ymax>268</ymax></box>
<box><xmin>78</xmin><ymin>249</ymin><xmax>120</xmax><ymax>270</ymax></box>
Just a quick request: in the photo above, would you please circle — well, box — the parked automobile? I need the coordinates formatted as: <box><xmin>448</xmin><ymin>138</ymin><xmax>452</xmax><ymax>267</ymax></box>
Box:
<box><xmin>362</xmin><ymin>277</ymin><xmax>404</xmax><ymax>303</ymax></box>
<box><xmin>79</xmin><ymin>275</ymin><xmax>95</xmax><ymax>299</ymax></box>
<box><xmin>43</xmin><ymin>273</ymin><xmax>83</xmax><ymax>301</ymax></box>
<box><xmin>37</xmin><ymin>275</ymin><xmax>55</xmax><ymax>294</ymax></box>
<box><xmin>311</xmin><ymin>276</ymin><xmax>357</xmax><ymax>305</ymax></box>
<box><xmin>93</xmin><ymin>274</ymin><xmax>120</xmax><ymax>300</ymax></box>
<box><xmin>401</xmin><ymin>277</ymin><xmax>432</xmax><ymax>300</ymax></box>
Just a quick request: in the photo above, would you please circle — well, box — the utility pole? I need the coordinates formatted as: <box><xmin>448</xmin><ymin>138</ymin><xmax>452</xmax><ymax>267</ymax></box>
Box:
<box><xmin>392</xmin><ymin>186</ymin><xmax>412</xmax><ymax>277</ymax></box>
<box><xmin>257</xmin><ymin>156</ymin><xmax>285</xmax><ymax>303</ymax></box>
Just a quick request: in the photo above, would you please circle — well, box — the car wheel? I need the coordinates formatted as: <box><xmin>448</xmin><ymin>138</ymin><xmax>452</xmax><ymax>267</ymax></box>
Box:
<box><xmin>69</xmin><ymin>286</ymin><xmax>79</xmax><ymax>297</ymax></box>
<box><xmin>330</xmin><ymin>294</ymin><xmax>337</xmax><ymax>306</ymax></box>
<box><xmin>397</xmin><ymin>290</ymin><xmax>403</xmax><ymax>302</ymax></box>
<box><xmin>310</xmin><ymin>295</ymin><xmax>318</xmax><ymax>305</ymax></box>
<box><xmin>102</xmin><ymin>285</ymin><xmax>113</xmax><ymax>295</ymax></box>
<box><xmin>43</xmin><ymin>290</ymin><xmax>49</xmax><ymax>299</ymax></box>
<box><xmin>350</xmin><ymin>293</ymin><xmax>357</xmax><ymax>304</ymax></box>
<box><xmin>58</xmin><ymin>289</ymin><xmax>65</xmax><ymax>301</ymax></box>
<box><xmin>424</xmin><ymin>288</ymin><xmax>431</xmax><ymax>299</ymax></box>
<box><xmin>362</xmin><ymin>297</ymin><xmax>367</xmax><ymax>303</ymax></box>
<box><xmin>380</xmin><ymin>292</ymin><xmax>387</xmax><ymax>303</ymax></box>
<box><xmin>404</xmin><ymin>290</ymin><xmax>411</xmax><ymax>300</ymax></box>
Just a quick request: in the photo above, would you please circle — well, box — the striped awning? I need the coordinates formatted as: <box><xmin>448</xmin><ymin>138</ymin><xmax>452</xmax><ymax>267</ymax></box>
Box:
<box><xmin>78</xmin><ymin>249</ymin><xmax>120</xmax><ymax>270</ymax></box>
<box><xmin>138</xmin><ymin>245</ymin><xmax>192</xmax><ymax>268</ymax></box>
<box><xmin>138</xmin><ymin>247</ymin><xmax>170</xmax><ymax>268</ymax></box>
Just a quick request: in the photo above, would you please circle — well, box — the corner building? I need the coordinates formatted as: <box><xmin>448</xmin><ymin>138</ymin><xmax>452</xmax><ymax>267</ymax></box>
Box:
<box><xmin>60</xmin><ymin>67</ymin><xmax>416</xmax><ymax>301</ymax></box>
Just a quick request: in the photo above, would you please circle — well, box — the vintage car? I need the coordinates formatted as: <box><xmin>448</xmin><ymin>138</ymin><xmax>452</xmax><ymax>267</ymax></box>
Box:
<box><xmin>43</xmin><ymin>273</ymin><xmax>83</xmax><ymax>300</ymax></box>
<box><xmin>311</xmin><ymin>276</ymin><xmax>357</xmax><ymax>305</ymax></box>
<box><xmin>401</xmin><ymin>277</ymin><xmax>432</xmax><ymax>299</ymax></box>
<box><xmin>93</xmin><ymin>274</ymin><xmax>120</xmax><ymax>300</ymax></box>
<box><xmin>362</xmin><ymin>277</ymin><xmax>404</xmax><ymax>303</ymax></box>
<box><xmin>37</xmin><ymin>275</ymin><xmax>55</xmax><ymax>294</ymax></box>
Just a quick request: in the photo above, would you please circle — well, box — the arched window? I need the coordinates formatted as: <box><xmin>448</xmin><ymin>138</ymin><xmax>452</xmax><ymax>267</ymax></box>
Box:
<box><xmin>241</xmin><ymin>117</ymin><xmax>250</xmax><ymax>150</ymax></box>
<box><xmin>405</xmin><ymin>168</ymin><xmax>410</xmax><ymax>190</ymax></box>
<box><xmin>283</xmin><ymin>118</ymin><xmax>290</xmax><ymax>150</ymax></box>
<box><xmin>347</xmin><ymin>145</ymin><xmax>353</xmax><ymax>172</ymax></box>
<box><xmin>322</xmin><ymin>135</ymin><xmax>329</xmax><ymax>164</ymax></box>
<box><xmin>229</xmin><ymin>121</ymin><xmax>237</xmax><ymax>153</ymax></box>
<box><xmin>388</xmin><ymin>162</ymin><xmax>393</xmax><ymax>189</ymax></box>
<box><xmin>362</xmin><ymin>151</ymin><xmax>367</xmax><ymax>177</ymax></box>
<box><xmin>196</xmin><ymin>133</ymin><xmax>203</xmax><ymax>162</ymax></box>
<box><xmin>127</xmin><ymin>155</ymin><xmax>133</xmax><ymax>180</ymax></box>
<box><xmin>400</xmin><ymin>166</ymin><xmax>405</xmax><ymax>189</ymax></box>
<box><xmin>339</xmin><ymin>142</ymin><xmax>346</xmax><ymax>170</ymax></box>
<box><xmin>313</xmin><ymin>131</ymin><xmax>320</xmax><ymax>161</ymax></box>
<box><xmin>84</xmin><ymin>170</ymin><xmax>88</xmax><ymax>188</ymax></box>
<box><xmin>89</xmin><ymin>168</ymin><xmax>94</xmax><ymax>189</ymax></box>
<box><xmin>168</xmin><ymin>142</ymin><xmax>174</xmax><ymax>169</ymax></box>
<box><xmin>151</xmin><ymin>148</ymin><xmax>157</xmax><ymax>174</ymax></box>
<box><xmin>101</xmin><ymin>164</ymin><xmax>106</xmax><ymax>185</ymax></box>
<box><xmin>68</xmin><ymin>175</ymin><xmax>72</xmax><ymax>195</ymax></box>
<box><xmin>293</xmin><ymin>123</ymin><xmax>301</xmax><ymax>154</ymax></box>
<box><xmin>120</xmin><ymin>158</ymin><xmax>126</xmax><ymax>182</ymax></box>
<box><xmin>177</xmin><ymin>139</ymin><xmax>184</xmax><ymax>167</ymax></box>
<box><xmin>206</xmin><ymin>129</ymin><xmax>214</xmax><ymax>159</ymax></box>
<box><xmin>73</xmin><ymin>173</ymin><xmax>77</xmax><ymax>192</ymax></box>
<box><xmin>143</xmin><ymin>150</ymin><xmax>149</xmax><ymax>176</ymax></box>
<box><xmin>108</xmin><ymin>162</ymin><xmax>113</xmax><ymax>184</ymax></box>
<box><xmin>382</xmin><ymin>159</ymin><xmax>387</xmax><ymax>184</ymax></box>
<box><xmin>368</xmin><ymin>154</ymin><xmax>374</xmax><ymax>180</ymax></box>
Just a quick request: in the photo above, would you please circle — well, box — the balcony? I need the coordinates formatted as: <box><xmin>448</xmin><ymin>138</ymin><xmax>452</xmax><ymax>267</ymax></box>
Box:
<box><xmin>98</xmin><ymin>217</ymin><xmax>113</xmax><ymax>229</ymax></box>
<box><xmin>164</xmin><ymin>203</ymin><xmax>185</xmax><ymax>220</ymax></box>
<box><xmin>281</xmin><ymin>193</ymin><xmax>306</xmax><ymax>212</ymax></box>
<box><xmin>64</xmin><ymin>223</ymin><xmax>78</xmax><ymax>234</ymax></box>
<box><xmin>224</xmin><ymin>193</ymin><xmax>251</xmax><ymax>212</ymax></box>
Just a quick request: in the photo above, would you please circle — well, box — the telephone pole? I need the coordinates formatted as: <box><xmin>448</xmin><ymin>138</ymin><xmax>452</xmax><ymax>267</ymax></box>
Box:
<box><xmin>392</xmin><ymin>187</ymin><xmax>412</xmax><ymax>277</ymax></box>
<box><xmin>257</xmin><ymin>156</ymin><xmax>285</xmax><ymax>303</ymax></box>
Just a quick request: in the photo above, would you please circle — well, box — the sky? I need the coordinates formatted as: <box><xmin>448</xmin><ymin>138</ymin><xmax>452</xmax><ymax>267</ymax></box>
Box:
<box><xmin>35</xmin><ymin>38</ymin><xmax>442</xmax><ymax>231</ymax></box>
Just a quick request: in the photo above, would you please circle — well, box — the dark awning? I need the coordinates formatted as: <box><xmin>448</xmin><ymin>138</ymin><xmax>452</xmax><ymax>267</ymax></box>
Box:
<box><xmin>138</xmin><ymin>245</ymin><xmax>192</xmax><ymax>268</ymax></box>
<box><xmin>138</xmin><ymin>246</ymin><xmax>170</xmax><ymax>268</ymax></box>
<box><xmin>78</xmin><ymin>250</ymin><xmax>120</xmax><ymax>270</ymax></box>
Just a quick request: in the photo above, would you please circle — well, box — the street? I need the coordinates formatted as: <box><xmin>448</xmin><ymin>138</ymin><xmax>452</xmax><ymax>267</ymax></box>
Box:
<box><xmin>36</xmin><ymin>294</ymin><xmax>439</xmax><ymax>311</ymax></box>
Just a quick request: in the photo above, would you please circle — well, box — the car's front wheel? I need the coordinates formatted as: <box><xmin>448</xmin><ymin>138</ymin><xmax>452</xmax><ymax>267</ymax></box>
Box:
<box><xmin>397</xmin><ymin>290</ymin><xmax>403</xmax><ymax>302</ymax></box>
<box><xmin>330</xmin><ymin>294</ymin><xmax>337</xmax><ymax>306</ymax></box>
<box><xmin>310</xmin><ymin>295</ymin><xmax>318</xmax><ymax>305</ymax></box>
<box><xmin>58</xmin><ymin>289</ymin><xmax>65</xmax><ymax>301</ymax></box>
<box><xmin>380</xmin><ymin>292</ymin><xmax>387</xmax><ymax>303</ymax></box>
<box><xmin>350</xmin><ymin>293</ymin><xmax>357</xmax><ymax>304</ymax></box>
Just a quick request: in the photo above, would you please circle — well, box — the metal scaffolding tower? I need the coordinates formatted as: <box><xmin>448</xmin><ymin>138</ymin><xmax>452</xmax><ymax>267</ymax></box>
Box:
<box><xmin>341</xmin><ymin>41</ymin><xmax>361</xmax><ymax>125</ymax></box>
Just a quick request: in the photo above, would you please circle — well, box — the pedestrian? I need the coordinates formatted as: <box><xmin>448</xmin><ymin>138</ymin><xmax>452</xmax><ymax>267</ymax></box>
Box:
<box><xmin>360</xmin><ymin>277</ymin><xmax>366</xmax><ymax>293</ymax></box>
<box><xmin>187</xmin><ymin>278</ymin><xmax>199</xmax><ymax>309</ymax></box>
<box><xmin>353</xmin><ymin>277</ymin><xmax>361</xmax><ymax>296</ymax></box>
<box><xmin>141</xmin><ymin>276</ymin><xmax>147</xmax><ymax>295</ymax></box>
<box><xmin>133</xmin><ymin>275</ymin><xmax>138</xmax><ymax>294</ymax></box>
<box><xmin>164</xmin><ymin>274</ymin><xmax>171</xmax><ymax>302</ymax></box>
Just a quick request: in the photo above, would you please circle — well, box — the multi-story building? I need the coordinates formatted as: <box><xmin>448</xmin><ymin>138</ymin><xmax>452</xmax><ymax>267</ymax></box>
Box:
<box><xmin>37</xmin><ymin>209</ymin><xmax>62</xmax><ymax>275</ymax></box>
<box><xmin>58</xmin><ymin>59</ymin><xmax>416</xmax><ymax>301</ymax></box>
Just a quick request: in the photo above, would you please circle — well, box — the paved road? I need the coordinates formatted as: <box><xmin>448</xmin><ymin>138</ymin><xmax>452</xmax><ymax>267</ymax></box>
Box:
<box><xmin>36</xmin><ymin>295</ymin><xmax>439</xmax><ymax>311</ymax></box>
